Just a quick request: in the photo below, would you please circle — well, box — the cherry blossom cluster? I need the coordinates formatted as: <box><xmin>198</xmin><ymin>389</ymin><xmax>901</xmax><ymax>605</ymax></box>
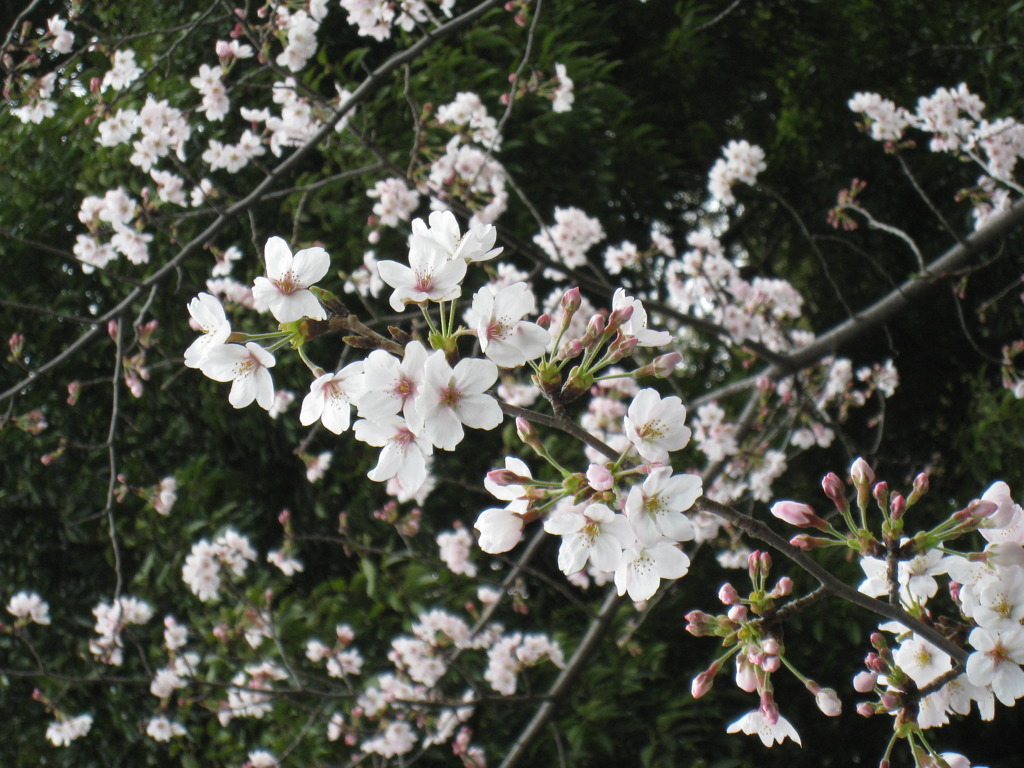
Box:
<box><xmin>686</xmin><ymin>551</ymin><xmax>838</xmax><ymax>748</ymax></box>
<box><xmin>753</xmin><ymin>459</ymin><xmax>1024</xmax><ymax>765</ymax></box>
<box><xmin>90</xmin><ymin>595</ymin><xmax>154</xmax><ymax>666</ymax></box>
<box><xmin>848</xmin><ymin>83</ymin><xmax>1022</xmax><ymax>231</ymax></box>
<box><xmin>475</xmin><ymin>394</ymin><xmax>703</xmax><ymax>602</ymax></box>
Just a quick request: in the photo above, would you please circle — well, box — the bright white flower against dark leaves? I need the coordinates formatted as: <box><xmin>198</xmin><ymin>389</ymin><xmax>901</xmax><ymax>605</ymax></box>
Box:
<box><xmin>614</xmin><ymin>530</ymin><xmax>690</xmax><ymax>601</ymax></box>
<box><xmin>623</xmin><ymin>388</ymin><xmax>691</xmax><ymax>463</ymax></box>
<box><xmin>199</xmin><ymin>342</ymin><xmax>276</xmax><ymax>410</ymax></box>
<box><xmin>6</xmin><ymin>591</ymin><xmax>51</xmax><ymax>624</ymax></box>
<box><xmin>184</xmin><ymin>292</ymin><xmax>231</xmax><ymax>368</ymax></box>
<box><xmin>145</xmin><ymin>715</ymin><xmax>186</xmax><ymax>742</ymax></box>
<box><xmin>967</xmin><ymin>626</ymin><xmax>1024</xmax><ymax>705</ymax></box>
<box><xmin>544</xmin><ymin>502</ymin><xmax>633</xmax><ymax>575</ymax></box>
<box><xmin>475</xmin><ymin>506</ymin><xmax>526</xmax><ymax>554</ymax></box>
<box><xmin>358</xmin><ymin>341</ymin><xmax>428</xmax><ymax>423</ymax></box>
<box><xmin>46</xmin><ymin>714</ymin><xmax>93</xmax><ymax>747</ymax></box>
<box><xmin>418</xmin><ymin>350</ymin><xmax>501</xmax><ymax>450</ymax></box>
<box><xmin>726</xmin><ymin>710</ymin><xmax>801</xmax><ymax>747</ymax></box>
<box><xmin>612</xmin><ymin>288</ymin><xmax>671</xmax><ymax>347</ymax></box>
<box><xmin>353</xmin><ymin>414</ymin><xmax>433</xmax><ymax>492</ymax></box>
<box><xmin>472</xmin><ymin>282</ymin><xmax>549</xmax><ymax>367</ymax></box>
<box><xmin>973</xmin><ymin>564</ymin><xmax>1024</xmax><ymax>630</ymax></box>
<box><xmin>893</xmin><ymin>634</ymin><xmax>952</xmax><ymax>686</ymax></box>
<box><xmin>858</xmin><ymin>543</ymin><xmax>948</xmax><ymax>605</ymax></box>
<box><xmin>552</xmin><ymin>62</ymin><xmax>575</xmax><ymax>113</ymax></box>
<box><xmin>410</xmin><ymin>210</ymin><xmax>502</xmax><ymax>263</ymax></box>
<box><xmin>377</xmin><ymin>236</ymin><xmax>467</xmax><ymax>312</ymax></box>
<box><xmin>624</xmin><ymin>466</ymin><xmax>701</xmax><ymax>542</ymax></box>
<box><xmin>300</xmin><ymin>361</ymin><xmax>365</xmax><ymax>434</ymax></box>
<box><xmin>251</xmin><ymin>236</ymin><xmax>329</xmax><ymax>322</ymax></box>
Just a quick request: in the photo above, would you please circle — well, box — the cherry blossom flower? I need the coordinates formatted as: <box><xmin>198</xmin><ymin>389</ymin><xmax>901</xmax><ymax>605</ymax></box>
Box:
<box><xmin>184</xmin><ymin>293</ymin><xmax>231</xmax><ymax>368</ymax></box>
<box><xmin>894</xmin><ymin>634</ymin><xmax>953</xmax><ymax>686</ymax></box>
<box><xmin>417</xmin><ymin>351</ymin><xmax>502</xmax><ymax>450</ymax></box>
<box><xmin>46</xmin><ymin>714</ymin><xmax>93</xmax><ymax>747</ymax></box>
<box><xmin>145</xmin><ymin>715</ymin><xmax>186</xmax><ymax>742</ymax></box>
<box><xmin>614</xmin><ymin>531</ymin><xmax>690</xmax><ymax>601</ymax></box>
<box><xmin>726</xmin><ymin>709</ymin><xmax>801</xmax><ymax>747</ymax></box>
<box><xmin>624</xmin><ymin>467</ymin><xmax>702</xmax><ymax>542</ymax></box>
<box><xmin>612</xmin><ymin>289</ymin><xmax>671</xmax><ymax>347</ymax></box>
<box><xmin>354</xmin><ymin>414</ymin><xmax>433</xmax><ymax>491</ymax></box>
<box><xmin>410</xmin><ymin>210</ymin><xmax>502</xmax><ymax>263</ymax></box>
<box><xmin>358</xmin><ymin>342</ymin><xmax>428</xmax><ymax>423</ymax></box>
<box><xmin>377</xmin><ymin>236</ymin><xmax>467</xmax><ymax>312</ymax></box>
<box><xmin>471</xmin><ymin>282</ymin><xmax>549</xmax><ymax>367</ymax></box>
<box><xmin>6</xmin><ymin>591</ymin><xmax>50</xmax><ymax>624</ymax></box>
<box><xmin>475</xmin><ymin>505</ymin><xmax>527</xmax><ymax>554</ymax></box>
<box><xmin>967</xmin><ymin>626</ymin><xmax>1024</xmax><ymax>705</ymax></box>
<box><xmin>252</xmin><ymin>237</ymin><xmax>329</xmax><ymax>322</ymax></box>
<box><xmin>199</xmin><ymin>342</ymin><xmax>276</xmax><ymax>410</ymax></box>
<box><xmin>552</xmin><ymin>62</ymin><xmax>575</xmax><ymax>113</ymax></box>
<box><xmin>544</xmin><ymin>502</ymin><xmax>633</xmax><ymax>575</ymax></box>
<box><xmin>623</xmin><ymin>388</ymin><xmax>692</xmax><ymax>463</ymax></box>
<box><xmin>299</xmin><ymin>361</ymin><xmax>365</xmax><ymax>434</ymax></box>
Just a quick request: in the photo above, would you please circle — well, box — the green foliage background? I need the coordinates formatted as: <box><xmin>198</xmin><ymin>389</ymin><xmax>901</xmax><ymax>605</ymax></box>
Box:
<box><xmin>2</xmin><ymin>0</ymin><xmax>1024</xmax><ymax>766</ymax></box>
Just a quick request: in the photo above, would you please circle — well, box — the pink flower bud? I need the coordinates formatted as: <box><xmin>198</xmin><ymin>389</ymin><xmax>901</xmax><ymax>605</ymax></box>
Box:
<box><xmin>759</xmin><ymin>691</ymin><xmax>779</xmax><ymax>725</ymax></box>
<box><xmin>606</xmin><ymin>304</ymin><xmax>634</xmax><ymax>333</ymax></box>
<box><xmin>683</xmin><ymin>610</ymin><xmax>716</xmax><ymax>637</ymax></box>
<box><xmin>584</xmin><ymin>314</ymin><xmax>605</xmax><ymax>339</ymax></box>
<box><xmin>690</xmin><ymin>662</ymin><xmax>720</xmax><ymax>698</ymax></box>
<box><xmin>912</xmin><ymin>472</ymin><xmax>929</xmax><ymax>498</ymax></box>
<box><xmin>727</xmin><ymin>605</ymin><xmax>747</xmax><ymax>622</ymax></box>
<box><xmin>853</xmin><ymin>671</ymin><xmax>877</xmax><ymax>693</ymax></box>
<box><xmin>278</xmin><ymin>509</ymin><xmax>291</xmax><ymax>525</ymax></box>
<box><xmin>822</xmin><ymin>472</ymin><xmax>848</xmax><ymax>510</ymax></box>
<box><xmin>609</xmin><ymin>334</ymin><xmax>638</xmax><ymax>362</ymax></box>
<box><xmin>66</xmin><ymin>381</ymin><xmax>81</xmax><ymax>406</ymax></box>
<box><xmin>560</xmin><ymin>286</ymin><xmax>582</xmax><ymax>314</ymax></box>
<box><xmin>790</xmin><ymin>534</ymin><xmax>831</xmax><ymax>549</ymax></box>
<box><xmin>586</xmin><ymin>464</ymin><xmax>614</xmax><ymax>491</ymax></box>
<box><xmin>8</xmin><ymin>332</ymin><xmax>24</xmax><ymax>358</ymax></box>
<box><xmin>770</xmin><ymin>500</ymin><xmax>827</xmax><ymax>529</ymax></box>
<box><xmin>107</xmin><ymin>319</ymin><xmax>120</xmax><ymax>340</ymax></box>
<box><xmin>761</xmin><ymin>638</ymin><xmax>780</xmax><ymax>655</ymax></box>
<box><xmin>889</xmin><ymin>493</ymin><xmax>905</xmax><ymax>519</ymax></box>
<box><xmin>536</xmin><ymin>313</ymin><xmax>551</xmax><ymax>330</ymax></box>
<box><xmin>558</xmin><ymin>338</ymin><xmax>583</xmax><ymax>360</ymax></box>
<box><xmin>487</xmin><ymin>469</ymin><xmax>522</xmax><ymax>487</ymax></box>
<box><xmin>815</xmin><ymin>688</ymin><xmax>842</xmax><ymax>716</ymax></box>
<box><xmin>515</xmin><ymin>417</ymin><xmax>542</xmax><ymax>452</ymax></box>
<box><xmin>718</xmin><ymin>583</ymin><xmax>740</xmax><ymax>605</ymax></box>
<box><xmin>873</xmin><ymin>481</ymin><xmax>889</xmax><ymax>506</ymax></box>
<box><xmin>770</xmin><ymin>576</ymin><xmax>793</xmax><ymax>597</ymax></box>
<box><xmin>880</xmin><ymin>692</ymin><xmax>900</xmax><ymax>711</ymax></box>
<box><xmin>216</xmin><ymin>39</ymin><xmax>232</xmax><ymax>59</ymax></box>
<box><xmin>856</xmin><ymin>701</ymin><xmax>876</xmax><ymax>718</ymax></box>
<box><xmin>652</xmin><ymin>352</ymin><xmax>682</xmax><ymax>377</ymax></box>
<box><xmin>966</xmin><ymin>499</ymin><xmax>999</xmax><ymax>519</ymax></box>
<box><xmin>762</xmin><ymin>655</ymin><xmax>780</xmax><ymax>673</ymax></box>
<box><xmin>850</xmin><ymin>457</ymin><xmax>875</xmax><ymax>487</ymax></box>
